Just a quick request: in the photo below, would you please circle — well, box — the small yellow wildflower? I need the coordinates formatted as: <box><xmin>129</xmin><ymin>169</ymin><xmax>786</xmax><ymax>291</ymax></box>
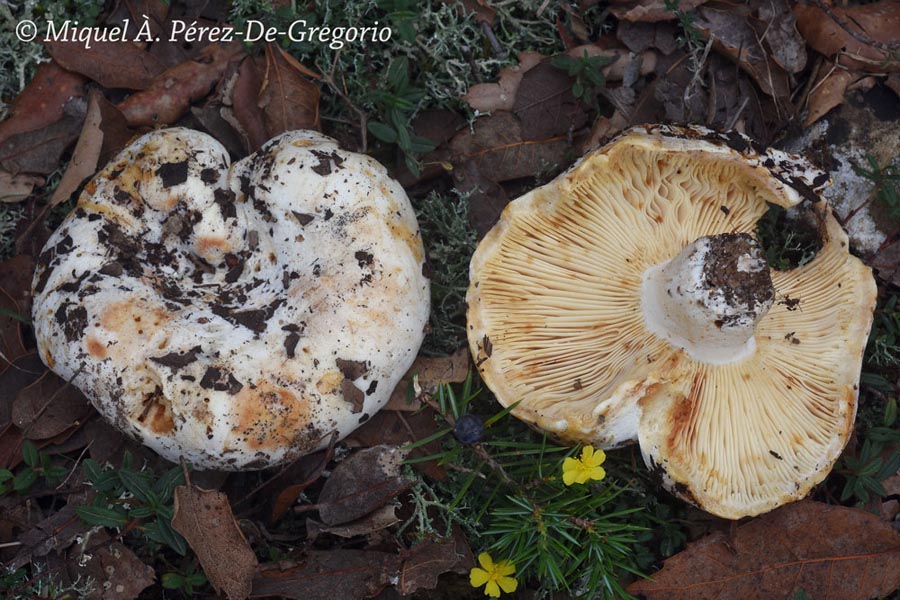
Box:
<box><xmin>469</xmin><ymin>552</ymin><xmax>518</xmax><ymax>598</ymax></box>
<box><xmin>562</xmin><ymin>445</ymin><xmax>606</xmax><ymax>486</ymax></box>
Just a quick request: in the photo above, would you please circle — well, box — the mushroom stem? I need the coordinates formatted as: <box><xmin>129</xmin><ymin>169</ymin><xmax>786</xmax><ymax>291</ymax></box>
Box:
<box><xmin>641</xmin><ymin>233</ymin><xmax>774</xmax><ymax>365</ymax></box>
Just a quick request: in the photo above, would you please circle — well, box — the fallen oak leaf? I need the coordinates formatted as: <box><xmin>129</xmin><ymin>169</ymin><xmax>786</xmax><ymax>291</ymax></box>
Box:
<box><xmin>794</xmin><ymin>1</ymin><xmax>900</xmax><ymax>73</ymax></box>
<box><xmin>299</xmin><ymin>444</ymin><xmax>413</xmax><ymax>526</ymax></box>
<box><xmin>610</xmin><ymin>0</ymin><xmax>709</xmax><ymax>22</ymax></box>
<box><xmin>627</xmin><ymin>500</ymin><xmax>900</xmax><ymax>600</ymax></box>
<box><xmin>49</xmin><ymin>89</ymin><xmax>105</xmax><ymax>207</ymax></box>
<box><xmin>385</xmin><ymin>347</ymin><xmax>470</xmax><ymax>411</ymax></box>
<box><xmin>306</xmin><ymin>504</ymin><xmax>400</xmax><ymax>541</ymax></box>
<box><xmin>172</xmin><ymin>479</ymin><xmax>258</xmax><ymax>600</ymax></box>
<box><xmin>463</xmin><ymin>52</ymin><xmax>544</xmax><ymax>112</ymax></box>
<box><xmin>258</xmin><ymin>44</ymin><xmax>321</xmax><ymax>138</ymax></box>
<box><xmin>117</xmin><ymin>42</ymin><xmax>246</xmax><ymax>128</ymax></box>
<box><xmin>0</xmin><ymin>61</ymin><xmax>86</xmax><ymax>147</ymax></box>
<box><xmin>66</xmin><ymin>529</ymin><xmax>156</xmax><ymax>600</ymax></box>
<box><xmin>398</xmin><ymin>530</ymin><xmax>474</xmax><ymax>595</ymax></box>
<box><xmin>12</xmin><ymin>370</ymin><xmax>92</xmax><ymax>440</ymax></box>
<box><xmin>0</xmin><ymin>109</ymin><xmax>85</xmax><ymax>176</ymax></box>
<box><xmin>251</xmin><ymin>550</ymin><xmax>401</xmax><ymax>600</ymax></box>
<box><xmin>804</xmin><ymin>62</ymin><xmax>862</xmax><ymax>127</ymax></box>
<box><xmin>45</xmin><ymin>39</ymin><xmax>166</xmax><ymax>91</ymax></box>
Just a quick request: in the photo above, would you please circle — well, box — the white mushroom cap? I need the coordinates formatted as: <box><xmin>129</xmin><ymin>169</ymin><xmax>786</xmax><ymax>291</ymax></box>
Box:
<box><xmin>32</xmin><ymin>128</ymin><xmax>430</xmax><ymax>470</ymax></box>
<box><xmin>467</xmin><ymin>125</ymin><xmax>877</xmax><ymax>519</ymax></box>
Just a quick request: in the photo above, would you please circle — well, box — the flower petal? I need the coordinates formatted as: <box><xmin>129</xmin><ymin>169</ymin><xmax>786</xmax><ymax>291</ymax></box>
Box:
<box><xmin>585</xmin><ymin>447</ymin><xmax>606</xmax><ymax>468</ymax></box>
<box><xmin>563</xmin><ymin>468</ymin><xmax>578</xmax><ymax>486</ymax></box>
<box><xmin>498</xmin><ymin>575</ymin><xmax>519</xmax><ymax>593</ymax></box>
<box><xmin>478</xmin><ymin>552</ymin><xmax>494</xmax><ymax>571</ymax></box>
<box><xmin>485</xmin><ymin>580</ymin><xmax>501</xmax><ymax>598</ymax></box>
<box><xmin>581</xmin><ymin>446</ymin><xmax>593</xmax><ymax>462</ymax></box>
<box><xmin>496</xmin><ymin>561</ymin><xmax>516</xmax><ymax>576</ymax></box>
<box><xmin>470</xmin><ymin>567</ymin><xmax>490</xmax><ymax>587</ymax></box>
<box><xmin>588</xmin><ymin>465</ymin><xmax>606</xmax><ymax>481</ymax></box>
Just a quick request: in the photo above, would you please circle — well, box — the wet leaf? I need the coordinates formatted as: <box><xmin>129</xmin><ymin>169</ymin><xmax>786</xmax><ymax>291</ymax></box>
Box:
<box><xmin>628</xmin><ymin>501</ymin><xmax>900</xmax><ymax>600</ymax></box>
<box><xmin>172</xmin><ymin>483</ymin><xmax>258</xmax><ymax>600</ymax></box>
<box><xmin>50</xmin><ymin>90</ymin><xmax>105</xmax><ymax>207</ymax></box>
<box><xmin>258</xmin><ymin>44</ymin><xmax>321</xmax><ymax>138</ymax></box>
<box><xmin>12</xmin><ymin>370</ymin><xmax>93</xmax><ymax>440</ymax></box>
<box><xmin>251</xmin><ymin>550</ymin><xmax>400</xmax><ymax>600</ymax></box>
<box><xmin>117</xmin><ymin>42</ymin><xmax>245</xmax><ymax>128</ymax></box>
<box><xmin>0</xmin><ymin>62</ymin><xmax>86</xmax><ymax>147</ymax></box>
<box><xmin>314</xmin><ymin>445</ymin><xmax>413</xmax><ymax>526</ymax></box>
<box><xmin>794</xmin><ymin>2</ymin><xmax>900</xmax><ymax>72</ymax></box>
<box><xmin>45</xmin><ymin>40</ymin><xmax>166</xmax><ymax>91</ymax></box>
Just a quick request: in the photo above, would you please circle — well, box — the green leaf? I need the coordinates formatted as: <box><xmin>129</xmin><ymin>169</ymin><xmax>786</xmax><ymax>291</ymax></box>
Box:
<box><xmin>13</xmin><ymin>468</ymin><xmax>38</xmax><ymax>493</ymax></box>
<box><xmin>130</xmin><ymin>505</ymin><xmax>155</xmax><ymax>519</ymax></box>
<box><xmin>386</xmin><ymin>56</ymin><xmax>409</xmax><ymax>90</ymax></box>
<box><xmin>572</xmin><ymin>81</ymin><xmax>584</xmax><ymax>99</ymax></box>
<box><xmin>885</xmin><ymin>397</ymin><xmax>898</xmax><ymax>427</ymax></box>
<box><xmin>77</xmin><ymin>504</ymin><xmax>130</xmax><ymax>528</ymax></box>
<box><xmin>161</xmin><ymin>573</ymin><xmax>184</xmax><ymax>590</ymax></box>
<box><xmin>0</xmin><ymin>469</ymin><xmax>13</xmax><ymax>484</ymax></box>
<box><xmin>145</xmin><ymin>518</ymin><xmax>187</xmax><ymax>555</ymax></box>
<box><xmin>408</xmin><ymin>134</ymin><xmax>437</xmax><ymax>155</ymax></box>
<box><xmin>119</xmin><ymin>469</ymin><xmax>153</xmax><ymax>503</ymax></box>
<box><xmin>22</xmin><ymin>440</ymin><xmax>39</xmax><ymax>468</ymax></box>
<box><xmin>368</xmin><ymin>121</ymin><xmax>397</xmax><ymax>143</ymax></box>
<box><xmin>82</xmin><ymin>459</ymin><xmax>104</xmax><ymax>483</ymax></box>
<box><xmin>154</xmin><ymin>465</ymin><xmax>186</xmax><ymax>504</ymax></box>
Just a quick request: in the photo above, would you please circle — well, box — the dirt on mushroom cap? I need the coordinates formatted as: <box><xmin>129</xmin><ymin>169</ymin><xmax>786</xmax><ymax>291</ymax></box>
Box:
<box><xmin>31</xmin><ymin>128</ymin><xmax>430</xmax><ymax>470</ymax></box>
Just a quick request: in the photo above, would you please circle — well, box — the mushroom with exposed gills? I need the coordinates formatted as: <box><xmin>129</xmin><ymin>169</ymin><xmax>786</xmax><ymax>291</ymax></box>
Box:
<box><xmin>32</xmin><ymin>128</ymin><xmax>430</xmax><ymax>470</ymax></box>
<box><xmin>466</xmin><ymin>124</ymin><xmax>877</xmax><ymax>519</ymax></box>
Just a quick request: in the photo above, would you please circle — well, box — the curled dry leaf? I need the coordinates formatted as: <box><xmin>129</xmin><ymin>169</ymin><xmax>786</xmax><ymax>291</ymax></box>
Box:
<box><xmin>463</xmin><ymin>52</ymin><xmax>543</xmax><ymax>112</ymax></box>
<box><xmin>172</xmin><ymin>483</ymin><xmax>258</xmax><ymax>600</ymax></box>
<box><xmin>50</xmin><ymin>90</ymin><xmax>105</xmax><ymax>207</ymax></box>
<box><xmin>628</xmin><ymin>501</ymin><xmax>900</xmax><ymax>600</ymax></box>
<box><xmin>794</xmin><ymin>1</ymin><xmax>900</xmax><ymax>72</ymax></box>
<box><xmin>251</xmin><ymin>550</ymin><xmax>400</xmax><ymax>600</ymax></box>
<box><xmin>258</xmin><ymin>44</ymin><xmax>321</xmax><ymax>138</ymax></box>
<box><xmin>117</xmin><ymin>42</ymin><xmax>246</xmax><ymax>127</ymax></box>
<box><xmin>306</xmin><ymin>504</ymin><xmax>400</xmax><ymax>541</ymax></box>
<box><xmin>9</xmin><ymin>496</ymin><xmax>92</xmax><ymax>570</ymax></box>
<box><xmin>0</xmin><ymin>287</ymin><xmax>27</xmax><ymax>368</ymax></box>
<box><xmin>45</xmin><ymin>40</ymin><xmax>166</xmax><ymax>91</ymax></box>
<box><xmin>313</xmin><ymin>444</ymin><xmax>413</xmax><ymax>526</ymax></box>
<box><xmin>0</xmin><ymin>171</ymin><xmax>44</xmax><ymax>202</ymax></box>
<box><xmin>230</xmin><ymin>55</ymin><xmax>270</xmax><ymax>153</ymax></box>
<box><xmin>804</xmin><ymin>62</ymin><xmax>861</xmax><ymax>127</ymax></box>
<box><xmin>398</xmin><ymin>531</ymin><xmax>474</xmax><ymax>595</ymax></box>
<box><xmin>346</xmin><ymin>408</ymin><xmax>447</xmax><ymax>481</ymax></box>
<box><xmin>12</xmin><ymin>370</ymin><xmax>93</xmax><ymax>440</ymax></box>
<box><xmin>385</xmin><ymin>347</ymin><xmax>470</xmax><ymax>411</ymax></box>
<box><xmin>610</xmin><ymin>0</ymin><xmax>709</xmax><ymax>22</ymax></box>
<box><xmin>755</xmin><ymin>0</ymin><xmax>807</xmax><ymax>74</ymax></box>
<box><xmin>0</xmin><ymin>109</ymin><xmax>85</xmax><ymax>176</ymax></box>
<box><xmin>0</xmin><ymin>353</ymin><xmax>44</xmax><ymax>424</ymax></box>
<box><xmin>0</xmin><ymin>61</ymin><xmax>86</xmax><ymax>147</ymax></box>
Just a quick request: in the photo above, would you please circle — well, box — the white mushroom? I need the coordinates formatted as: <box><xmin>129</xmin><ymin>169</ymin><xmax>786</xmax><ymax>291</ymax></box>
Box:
<box><xmin>32</xmin><ymin>128</ymin><xmax>430</xmax><ymax>470</ymax></box>
<box><xmin>467</xmin><ymin>124</ymin><xmax>877</xmax><ymax>519</ymax></box>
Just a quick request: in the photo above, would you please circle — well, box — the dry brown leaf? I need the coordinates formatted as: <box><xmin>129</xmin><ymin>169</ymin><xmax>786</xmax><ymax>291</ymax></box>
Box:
<box><xmin>610</xmin><ymin>0</ymin><xmax>709</xmax><ymax>22</ymax></box>
<box><xmin>756</xmin><ymin>0</ymin><xmax>807</xmax><ymax>74</ymax></box>
<box><xmin>463</xmin><ymin>52</ymin><xmax>543</xmax><ymax>112</ymax></box>
<box><xmin>8</xmin><ymin>495</ymin><xmax>92</xmax><ymax>570</ymax></box>
<box><xmin>258</xmin><ymin>44</ymin><xmax>321</xmax><ymax>138</ymax></box>
<box><xmin>0</xmin><ymin>110</ymin><xmax>85</xmax><ymax>175</ymax></box>
<box><xmin>694</xmin><ymin>3</ymin><xmax>791</xmax><ymax>99</ymax></box>
<box><xmin>0</xmin><ymin>354</ymin><xmax>43</xmax><ymax>425</ymax></box>
<box><xmin>230</xmin><ymin>55</ymin><xmax>270</xmax><ymax>153</ymax></box>
<box><xmin>0</xmin><ymin>62</ymin><xmax>86</xmax><ymax>147</ymax></box>
<box><xmin>0</xmin><ymin>171</ymin><xmax>43</xmax><ymax>202</ymax></box>
<box><xmin>804</xmin><ymin>62</ymin><xmax>861</xmax><ymax>127</ymax></box>
<box><xmin>628</xmin><ymin>501</ymin><xmax>900</xmax><ymax>600</ymax></box>
<box><xmin>50</xmin><ymin>90</ymin><xmax>104</xmax><ymax>207</ymax></box>
<box><xmin>45</xmin><ymin>40</ymin><xmax>166</xmax><ymax>91</ymax></box>
<box><xmin>67</xmin><ymin>530</ymin><xmax>156</xmax><ymax>600</ymax></box>
<box><xmin>346</xmin><ymin>408</ymin><xmax>447</xmax><ymax>480</ymax></box>
<box><xmin>312</xmin><ymin>445</ymin><xmax>412</xmax><ymax>526</ymax></box>
<box><xmin>251</xmin><ymin>550</ymin><xmax>400</xmax><ymax>599</ymax></box>
<box><xmin>12</xmin><ymin>370</ymin><xmax>93</xmax><ymax>440</ymax></box>
<box><xmin>512</xmin><ymin>59</ymin><xmax>589</xmax><ymax>140</ymax></box>
<box><xmin>306</xmin><ymin>504</ymin><xmax>400</xmax><ymax>541</ymax></box>
<box><xmin>92</xmin><ymin>93</ymin><xmax>135</xmax><ymax>167</ymax></box>
<box><xmin>117</xmin><ymin>42</ymin><xmax>245</xmax><ymax>127</ymax></box>
<box><xmin>172</xmin><ymin>483</ymin><xmax>258</xmax><ymax>600</ymax></box>
<box><xmin>386</xmin><ymin>348</ymin><xmax>469</xmax><ymax>410</ymax></box>
<box><xmin>0</xmin><ymin>254</ymin><xmax>34</xmax><ymax>331</ymax></box>
<box><xmin>0</xmin><ymin>287</ymin><xmax>27</xmax><ymax>370</ymax></box>
<box><xmin>398</xmin><ymin>531</ymin><xmax>474</xmax><ymax>595</ymax></box>
<box><xmin>795</xmin><ymin>2</ymin><xmax>900</xmax><ymax>72</ymax></box>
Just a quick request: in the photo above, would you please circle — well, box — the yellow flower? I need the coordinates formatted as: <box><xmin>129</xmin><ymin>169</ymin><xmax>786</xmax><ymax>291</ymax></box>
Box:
<box><xmin>562</xmin><ymin>445</ymin><xmax>606</xmax><ymax>486</ymax></box>
<box><xmin>469</xmin><ymin>552</ymin><xmax>518</xmax><ymax>598</ymax></box>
